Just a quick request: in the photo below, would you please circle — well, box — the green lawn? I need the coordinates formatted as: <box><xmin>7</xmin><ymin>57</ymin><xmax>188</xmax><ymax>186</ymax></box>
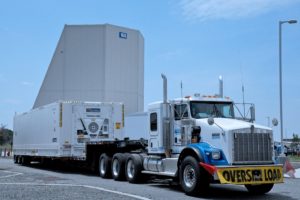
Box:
<box><xmin>288</xmin><ymin>155</ymin><xmax>300</xmax><ymax>162</ymax></box>
<box><xmin>0</xmin><ymin>144</ymin><xmax>12</xmax><ymax>150</ymax></box>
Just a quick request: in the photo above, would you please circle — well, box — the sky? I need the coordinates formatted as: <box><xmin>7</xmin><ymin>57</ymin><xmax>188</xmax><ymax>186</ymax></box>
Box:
<box><xmin>0</xmin><ymin>0</ymin><xmax>300</xmax><ymax>141</ymax></box>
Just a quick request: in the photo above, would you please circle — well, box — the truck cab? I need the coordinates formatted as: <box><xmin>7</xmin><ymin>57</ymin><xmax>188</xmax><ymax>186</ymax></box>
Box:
<box><xmin>142</xmin><ymin>90</ymin><xmax>282</xmax><ymax>195</ymax></box>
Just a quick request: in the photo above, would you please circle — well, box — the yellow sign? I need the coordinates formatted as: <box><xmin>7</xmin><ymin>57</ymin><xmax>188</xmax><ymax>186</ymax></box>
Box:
<box><xmin>217</xmin><ymin>166</ymin><xmax>283</xmax><ymax>185</ymax></box>
<box><xmin>115</xmin><ymin>122</ymin><xmax>121</xmax><ymax>129</ymax></box>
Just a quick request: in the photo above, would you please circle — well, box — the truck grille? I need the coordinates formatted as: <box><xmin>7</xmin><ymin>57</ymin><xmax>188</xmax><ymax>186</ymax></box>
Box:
<box><xmin>233</xmin><ymin>132</ymin><xmax>273</xmax><ymax>164</ymax></box>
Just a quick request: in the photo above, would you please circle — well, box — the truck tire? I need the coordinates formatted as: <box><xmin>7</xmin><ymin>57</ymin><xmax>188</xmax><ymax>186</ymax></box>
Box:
<box><xmin>17</xmin><ymin>156</ymin><xmax>22</xmax><ymax>164</ymax></box>
<box><xmin>111</xmin><ymin>153</ymin><xmax>126</xmax><ymax>181</ymax></box>
<box><xmin>245</xmin><ymin>183</ymin><xmax>274</xmax><ymax>194</ymax></box>
<box><xmin>20</xmin><ymin>156</ymin><xmax>24</xmax><ymax>165</ymax></box>
<box><xmin>13</xmin><ymin>156</ymin><xmax>18</xmax><ymax>164</ymax></box>
<box><xmin>179</xmin><ymin>156</ymin><xmax>209</xmax><ymax>196</ymax></box>
<box><xmin>99</xmin><ymin>153</ymin><xmax>112</xmax><ymax>178</ymax></box>
<box><xmin>23</xmin><ymin>156</ymin><xmax>31</xmax><ymax>165</ymax></box>
<box><xmin>125</xmin><ymin>154</ymin><xmax>143</xmax><ymax>183</ymax></box>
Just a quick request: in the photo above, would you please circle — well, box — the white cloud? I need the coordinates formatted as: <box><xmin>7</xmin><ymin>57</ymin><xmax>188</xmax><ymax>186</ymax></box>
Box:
<box><xmin>179</xmin><ymin>0</ymin><xmax>299</xmax><ymax>21</ymax></box>
<box><xmin>21</xmin><ymin>81</ymin><xmax>33</xmax><ymax>86</ymax></box>
<box><xmin>2</xmin><ymin>99</ymin><xmax>22</xmax><ymax>105</ymax></box>
<box><xmin>158</xmin><ymin>49</ymin><xmax>185</xmax><ymax>61</ymax></box>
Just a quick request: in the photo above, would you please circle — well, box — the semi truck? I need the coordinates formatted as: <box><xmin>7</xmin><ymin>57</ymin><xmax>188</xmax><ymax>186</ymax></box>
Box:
<box><xmin>13</xmin><ymin>74</ymin><xmax>283</xmax><ymax>196</ymax></box>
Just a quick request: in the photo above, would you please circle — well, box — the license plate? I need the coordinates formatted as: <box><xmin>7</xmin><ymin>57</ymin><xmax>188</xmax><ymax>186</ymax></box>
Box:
<box><xmin>216</xmin><ymin>166</ymin><xmax>283</xmax><ymax>185</ymax></box>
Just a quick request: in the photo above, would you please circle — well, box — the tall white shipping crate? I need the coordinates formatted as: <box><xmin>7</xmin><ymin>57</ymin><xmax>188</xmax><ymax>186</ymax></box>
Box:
<box><xmin>33</xmin><ymin>24</ymin><xmax>144</xmax><ymax>116</ymax></box>
<box><xmin>13</xmin><ymin>101</ymin><xmax>124</xmax><ymax>159</ymax></box>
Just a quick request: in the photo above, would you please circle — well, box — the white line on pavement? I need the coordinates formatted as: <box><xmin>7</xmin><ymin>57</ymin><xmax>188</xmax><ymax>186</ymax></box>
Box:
<box><xmin>0</xmin><ymin>182</ymin><xmax>151</xmax><ymax>200</ymax></box>
<box><xmin>0</xmin><ymin>171</ymin><xmax>23</xmax><ymax>179</ymax></box>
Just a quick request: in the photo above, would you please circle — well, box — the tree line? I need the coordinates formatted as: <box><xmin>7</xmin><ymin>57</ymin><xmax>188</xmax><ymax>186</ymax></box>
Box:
<box><xmin>0</xmin><ymin>124</ymin><xmax>13</xmax><ymax>147</ymax></box>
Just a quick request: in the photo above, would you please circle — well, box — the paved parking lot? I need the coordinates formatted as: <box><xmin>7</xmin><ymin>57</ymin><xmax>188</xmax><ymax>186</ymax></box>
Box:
<box><xmin>1</xmin><ymin>158</ymin><xmax>300</xmax><ymax>200</ymax></box>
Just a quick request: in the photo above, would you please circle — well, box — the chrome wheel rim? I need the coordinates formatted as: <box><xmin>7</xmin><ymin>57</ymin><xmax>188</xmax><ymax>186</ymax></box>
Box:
<box><xmin>127</xmin><ymin>159</ymin><xmax>134</xmax><ymax>179</ymax></box>
<box><xmin>112</xmin><ymin>159</ymin><xmax>119</xmax><ymax>177</ymax></box>
<box><xmin>183</xmin><ymin>164</ymin><xmax>196</xmax><ymax>188</ymax></box>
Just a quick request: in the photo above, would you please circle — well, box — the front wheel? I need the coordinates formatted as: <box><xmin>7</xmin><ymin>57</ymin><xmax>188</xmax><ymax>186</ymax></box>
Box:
<box><xmin>179</xmin><ymin>156</ymin><xmax>209</xmax><ymax>196</ymax></box>
<box><xmin>245</xmin><ymin>183</ymin><xmax>274</xmax><ymax>194</ymax></box>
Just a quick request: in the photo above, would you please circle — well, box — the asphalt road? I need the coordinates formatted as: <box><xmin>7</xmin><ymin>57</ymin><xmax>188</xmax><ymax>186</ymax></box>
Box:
<box><xmin>0</xmin><ymin>158</ymin><xmax>300</xmax><ymax>200</ymax></box>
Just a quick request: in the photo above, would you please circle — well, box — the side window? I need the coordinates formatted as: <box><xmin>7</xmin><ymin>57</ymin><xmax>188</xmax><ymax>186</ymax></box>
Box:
<box><xmin>150</xmin><ymin>113</ymin><xmax>157</xmax><ymax>131</ymax></box>
<box><xmin>174</xmin><ymin>104</ymin><xmax>189</xmax><ymax>120</ymax></box>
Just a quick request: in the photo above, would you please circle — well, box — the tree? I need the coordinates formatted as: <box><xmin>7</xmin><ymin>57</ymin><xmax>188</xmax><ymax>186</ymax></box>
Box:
<box><xmin>0</xmin><ymin>124</ymin><xmax>13</xmax><ymax>146</ymax></box>
<box><xmin>291</xmin><ymin>133</ymin><xmax>300</xmax><ymax>149</ymax></box>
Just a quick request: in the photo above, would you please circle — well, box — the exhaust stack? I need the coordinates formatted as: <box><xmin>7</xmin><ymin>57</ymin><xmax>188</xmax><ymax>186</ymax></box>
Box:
<box><xmin>161</xmin><ymin>74</ymin><xmax>168</xmax><ymax>103</ymax></box>
<box><xmin>161</xmin><ymin>74</ymin><xmax>171</xmax><ymax>157</ymax></box>
<box><xmin>219</xmin><ymin>75</ymin><xmax>223</xmax><ymax>98</ymax></box>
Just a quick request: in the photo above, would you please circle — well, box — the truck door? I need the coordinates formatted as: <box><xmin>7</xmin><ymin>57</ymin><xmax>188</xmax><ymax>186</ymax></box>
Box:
<box><xmin>173</xmin><ymin>104</ymin><xmax>189</xmax><ymax>146</ymax></box>
<box><xmin>148</xmin><ymin>107</ymin><xmax>162</xmax><ymax>154</ymax></box>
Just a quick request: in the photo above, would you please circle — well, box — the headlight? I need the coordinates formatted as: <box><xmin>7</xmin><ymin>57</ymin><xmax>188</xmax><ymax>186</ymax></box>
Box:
<box><xmin>211</xmin><ymin>151</ymin><xmax>221</xmax><ymax>160</ymax></box>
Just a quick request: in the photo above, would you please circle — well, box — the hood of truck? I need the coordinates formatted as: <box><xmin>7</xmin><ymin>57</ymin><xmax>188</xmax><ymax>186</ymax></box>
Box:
<box><xmin>196</xmin><ymin>118</ymin><xmax>272</xmax><ymax>132</ymax></box>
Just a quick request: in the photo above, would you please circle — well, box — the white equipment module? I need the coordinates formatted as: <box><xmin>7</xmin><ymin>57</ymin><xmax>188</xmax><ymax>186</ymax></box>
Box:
<box><xmin>33</xmin><ymin>24</ymin><xmax>144</xmax><ymax>116</ymax></box>
<box><xmin>13</xmin><ymin>101</ymin><xmax>123</xmax><ymax>159</ymax></box>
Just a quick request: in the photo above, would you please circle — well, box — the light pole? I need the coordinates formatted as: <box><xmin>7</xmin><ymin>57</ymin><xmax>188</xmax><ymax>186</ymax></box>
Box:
<box><xmin>266</xmin><ymin>116</ymin><xmax>270</xmax><ymax>127</ymax></box>
<box><xmin>279</xmin><ymin>19</ymin><xmax>297</xmax><ymax>155</ymax></box>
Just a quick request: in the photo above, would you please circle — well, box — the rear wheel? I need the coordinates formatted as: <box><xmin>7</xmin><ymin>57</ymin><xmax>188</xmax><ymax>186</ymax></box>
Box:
<box><xmin>99</xmin><ymin>153</ymin><xmax>112</xmax><ymax>178</ymax></box>
<box><xmin>125</xmin><ymin>154</ymin><xmax>143</xmax><ymax>183</ymax></box>
<box><xmin>245</xmin><ymin>183</ymin><xmax>274</xmax><ymax>194</ymax></box>
<box><xmin>179</xmin><ymin>156</ymin><xmax>209</xmax><ymax>196</ymax></box>
<box><xmin>23</xmin><ymin>156</ymin><xmax>31</xmax><ymax>165</ymax></box>
<box><xmin>111</xmin><ymin>153</ymin><xmax>126</xmax><ymax>181</ymax></box>
<box><xmin>16</xmin><ymin>156</ymin><xmax>20</xmax><ymax>164</ymax></box>
<box><xmin>13</xmin><ymin>155</ymin><xmax>17</xmax><ymax>164</ymax></box>
<box><xmin>20</xmin><ymin>156</ymin><xmax>24</xmax><ymax>165</ymax></box>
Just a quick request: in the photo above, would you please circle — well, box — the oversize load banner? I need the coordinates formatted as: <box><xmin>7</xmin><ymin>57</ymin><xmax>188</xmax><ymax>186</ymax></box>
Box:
<box><xmin>217</xmin><ymin>166</ymin><xmax>283</xmax><ymax>184</ymax></box>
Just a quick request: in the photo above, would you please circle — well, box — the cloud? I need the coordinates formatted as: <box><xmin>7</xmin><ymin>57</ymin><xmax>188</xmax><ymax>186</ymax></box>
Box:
<box><xmin>2</xmin><ymin>99</ymin><xmax>22</xmax><ymax>105</ymax></box>
<box><xmin>21</xmin><ymin>81</ymin><xmax>33</xmax><ymax>86</ymax></box>
<box><xmin>179</xmin><ymin>0</ymin><xmax>299</xmax><ymax>21</ymax></box>
<box><xmin>158</xmin><ymin>49</ymin><xmax>185</xmax><ymax>61</ymax></box>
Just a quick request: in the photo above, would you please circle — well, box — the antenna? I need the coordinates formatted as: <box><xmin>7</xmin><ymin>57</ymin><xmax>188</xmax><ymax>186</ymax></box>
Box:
<box><xmin>180</xmin><ymin>80</ymin><xmax>183</xmax><ymax>100</ymax></box>
<box><xmin>240</xmin><ymin>65</ymin><xmax>246</xmax><ymax>119</ymax></box>
<box><xmin>242</xmin><ymin>83</ymin><xmax>245</xmax><ymax>118</ymax></box>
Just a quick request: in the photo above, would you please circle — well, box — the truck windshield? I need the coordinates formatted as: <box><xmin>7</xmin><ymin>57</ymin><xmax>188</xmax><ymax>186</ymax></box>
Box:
<box><xmin>190</xmin><ymin>101</ymin><xmax>234</xmax><ymax>119</ymax></box>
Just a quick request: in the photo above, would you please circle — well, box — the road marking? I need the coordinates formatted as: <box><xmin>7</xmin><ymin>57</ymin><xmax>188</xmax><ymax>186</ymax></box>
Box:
<box><xmin>0</xmin><ymin>171</ymin><xmax>23</xmax><ymax>179</ymax></box>
<box><xmin>0</xmin><ymin>182</ymin><xmax>151</xmax><ymax>200</ymax></box>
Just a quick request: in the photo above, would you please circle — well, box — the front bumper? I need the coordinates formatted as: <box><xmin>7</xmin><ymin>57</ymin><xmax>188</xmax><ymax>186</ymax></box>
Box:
<box><xmin>200</xmin><ymin>162</ymin><xmax>284</xmax><ymax>185</ymax></box>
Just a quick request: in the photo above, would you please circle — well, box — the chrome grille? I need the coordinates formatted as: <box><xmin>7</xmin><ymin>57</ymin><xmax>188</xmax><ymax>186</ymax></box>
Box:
<box><xmin>233</xmin><ymin>132</ymin><xmax>273</xmax><ymax>164</ymax></box>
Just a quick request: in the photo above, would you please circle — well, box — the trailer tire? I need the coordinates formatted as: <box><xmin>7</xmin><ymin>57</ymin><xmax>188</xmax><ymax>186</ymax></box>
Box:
<box><xmin>20</xmin><ymin>156</ymin><xmax>24</xmax><ymax>165</ymax></box>
<box><xmin>15</xmin><ymin>156</ymin><xmax>19</xmax><ymax>164</ymax></box>
<box><xmin>125</xmin><ymin>154</ymin><xmax>143</xmax><ymax>183</ymax></box>
<box><xmin>23</xmin><ymin>156</ymin><xmax>31</xmax><ymax>165</ymax></box>
<box><xmin>245</xmin><ymin>183</ymin><xmax>274</xmax><ymax>194</ymax></box>
<box><xmin>17</xmin><ymin>156</ymin><xmax>22</xmax><ymax>164</ymax></box>
<box><xmin>13</xmin><ymin>156</ymin><xmax>17</xmax><ymax>164</ymax></box>
<box><xmin>179</xmin><ymin>156</ymin><xmax>209</xmax><ymax>196</ymax></box>
<box><xmin>111</xmin><ymin>153</ymin><xmax>126</xmax><ymax>181</ymax></box>
<box><xmin>99</xmin><ymin>153</ymin><xmax>112</xmax><ymax>178</ymax></box>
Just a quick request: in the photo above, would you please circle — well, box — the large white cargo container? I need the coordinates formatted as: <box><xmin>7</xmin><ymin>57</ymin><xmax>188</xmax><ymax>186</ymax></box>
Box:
<box><xmin>33</xmin><ymin>24</ymin><xmax>144</xmax><ymax>115</ymax></box>
<box><xmin>13</xmin><ymin>101</ymin><xmax>123</xmax><ymax>159</ymax></box>
<box><xmin>124</xmin><ymin>112</ymin><xmax>148</xmax><ymax>141</ymax></box>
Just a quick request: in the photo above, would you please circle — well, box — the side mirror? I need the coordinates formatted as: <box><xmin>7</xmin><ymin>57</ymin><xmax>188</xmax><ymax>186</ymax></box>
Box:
<box><xmin>250</xmin><ymin>106</ymin><xmax>255</xmax><ymax>122</ymax></box>
<box><xmin>272</xmin><ymin>118</ymin><xmax>278</xmax><ymax>126</ymax></box>
<box><xmin>207</xmin><ymin>117</ymin><xmax>214</xmax><ymax>125</ymax></box>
